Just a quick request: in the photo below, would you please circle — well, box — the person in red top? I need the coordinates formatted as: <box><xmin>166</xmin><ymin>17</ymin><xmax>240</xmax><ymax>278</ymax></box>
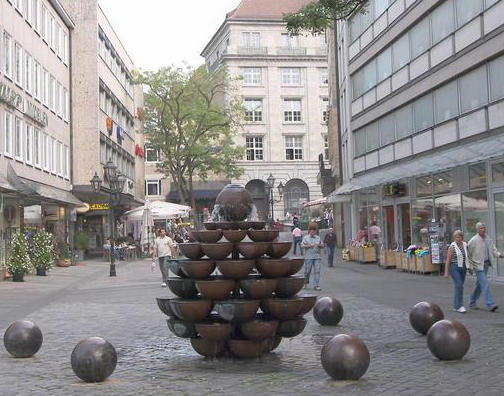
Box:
<box><xmin>273</xmin><ymin>219</ymin><xmax>282</xmax><ymax>231</ymax></box>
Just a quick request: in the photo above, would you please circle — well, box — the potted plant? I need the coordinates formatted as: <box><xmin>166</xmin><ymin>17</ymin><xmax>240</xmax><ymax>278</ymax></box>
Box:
<box><xmin>6</xmin><ymin>232</ymin><xmax>32</xmax><ymax>282</ymax></box>
<box><xmin>74</xmin><ymin>232</ymin><xmax>89</xmax><ymax>262</ymax></box>
<box><xmin>55</xmin><ymin>239</ymin><xmax>71</xmax><ymax>267</ymax></box>
<box><xmin>32</xmin><ymin>230</ymin><xmax>55</xmax><ymax>276</ymax></box>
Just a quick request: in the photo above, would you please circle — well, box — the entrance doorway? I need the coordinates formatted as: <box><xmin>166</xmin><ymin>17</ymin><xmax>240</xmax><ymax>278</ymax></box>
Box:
<box><xmin>398</xmin><ymin>203</ymin><xmax>411</xmax><ymax>250</ymax></box>
<box><xmin>493</xmin><ymin>192</ymin><xmax>504</xmax><ymax>279</ymax></box>
<box><xmin>383</xmin><ymin>206</ymin><xmax>395</xmax><ymax>249</ymax></box>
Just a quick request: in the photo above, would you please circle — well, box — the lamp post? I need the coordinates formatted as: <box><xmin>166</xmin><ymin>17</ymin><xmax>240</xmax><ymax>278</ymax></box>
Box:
<box><xmin>266</xmin><ymin>173</ymin><xmax>284</xmax><ymax>228</ymax></box>
<box><xmin>90</xmin><ymin>159</ymin><xmax>126</xmax><ymax>277</ymax></box>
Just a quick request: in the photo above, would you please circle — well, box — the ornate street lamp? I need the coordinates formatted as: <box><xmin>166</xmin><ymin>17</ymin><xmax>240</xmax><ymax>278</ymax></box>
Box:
<box><xmin>89</xmin><ymin>159</ymin><xmax>126</xmax><ymax>277</ymax></box>
<box><xmin>266</xmin><ymin>173</ymin><xmax>284</xmax><ymax>228</ymax></box>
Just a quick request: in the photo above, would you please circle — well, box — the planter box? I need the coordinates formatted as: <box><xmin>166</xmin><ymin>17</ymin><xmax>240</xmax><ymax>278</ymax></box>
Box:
<box><xmin>406</xmin><ymin>255</ymin><xmax>416</xmax><ymax>272</ymax></box>
<box><xmin>362</xmin><ymin>247</ymin><xmax>376</xmax><ymax>263</ymax></box>
<box><xmin>0</xmin><ymin>268</ymin><xmax>6</xmax><ymax>281</ymax></box>
<box><xmin>416</xmin><ymin>255</ymin><xmax>439</xmax><ymax>274</ymax></box>
<box><xmin>382</xmin><ymin>250</ymin><xmax>396</xmax><ymax>268</ymax></box>
<box><xmin>378</xmin><ymin>250</ymin><xmax>386</xmax><ymax>266</ymax></box>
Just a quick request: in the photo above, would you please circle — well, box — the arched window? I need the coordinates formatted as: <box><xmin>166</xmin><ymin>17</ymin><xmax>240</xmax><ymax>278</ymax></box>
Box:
<box><xmin>283</xmin><ymin>179</ymin><xmax>309</xmax><ymax>216</ymax></box>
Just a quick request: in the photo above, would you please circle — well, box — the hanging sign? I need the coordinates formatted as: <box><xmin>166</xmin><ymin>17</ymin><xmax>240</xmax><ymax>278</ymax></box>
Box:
<box><xmin>89</xmin><ymin>203</ymin><xmax>110</xmax><ymax>211</ymax></box>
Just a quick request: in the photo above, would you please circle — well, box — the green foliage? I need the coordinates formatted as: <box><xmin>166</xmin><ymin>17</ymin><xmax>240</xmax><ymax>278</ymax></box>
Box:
<box><xmin>133</xmin><ymin>65</ymin><xmax>245</xmax><ymax>205</ymax></box>
<box><xmin>74</xmin><ymin>232</ymin><xmax>89</xmax><ymax>250</ymax></box>
<box><xmin>284</xmin><ymin>0</ymin><xmax>368</xmax><ymax>35</ymax></box>
<box><xmin>32</xmin><ymin>230</ymin><xmax>55</xmax><ymax>270</ymax></box>
<box><xmin>55</xmin><ymin>239</ymin><xmax>70</xmax><ymax>260</ymax></box>
<box><xmin>7</xmin><ymin>232</ymin><xmax>32</xmax><ymax>275</ymax></box>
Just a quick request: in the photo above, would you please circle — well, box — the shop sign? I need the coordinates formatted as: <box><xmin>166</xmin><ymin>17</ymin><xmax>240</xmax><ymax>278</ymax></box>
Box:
<box><xmin>382</xmin><ymin>182</ymin><xmax>406</xmax><ymax>197</ymax></box>
<box><xmin>89</xmin><ymin>203</ymin><xmax>110</xmax><ymax>211</ymax></box>
<box><xmin>25</xmin><ymin>101</ymin><xmax>49</xmax><ymax>127</ymax></box>
<box><xmin>0</xmin><ymin>82</ymin><xmax>23</xmax><ymax>111</ymax></box>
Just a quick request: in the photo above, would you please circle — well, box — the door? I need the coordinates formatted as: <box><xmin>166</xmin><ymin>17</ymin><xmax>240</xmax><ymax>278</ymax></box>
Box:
<box><xmin>397</xmin><ymin>203</ymin><xmax>411</xmax><ymax>250</ymax></box>
<box><xmin>493</xmin><ymin>192</ymin><xmax>504</xmax><ymax>279</ymax></box>
<box><xmin>383</xmin><ymin>206</ymin><xmax>395</xmax><ymax>249</ymax></box>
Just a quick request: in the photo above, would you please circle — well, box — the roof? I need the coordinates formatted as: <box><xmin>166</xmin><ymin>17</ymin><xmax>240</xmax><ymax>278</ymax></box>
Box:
<box><xmin>227</xmin><ymin>0</ymin><xmax>314</xmax><ymax>20</ymax></box>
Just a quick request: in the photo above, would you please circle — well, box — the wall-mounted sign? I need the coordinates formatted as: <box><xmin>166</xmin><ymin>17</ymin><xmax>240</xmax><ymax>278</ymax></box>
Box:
<box><xmin>382</xmin><ymin>182</ymin><xmax>407</xmax><ymax>197</ymax></box>
<box><xmin>89</xmin><ymin>203</ymin><xmax>110</xmax><ymax>211</ymax></box>
<box><xmin>25</xmin><ymin>101</ymin><xmax>48</xmax><ymax>127</ymax></box>
<box><xmin>0</xmin><ymin>82</ymin><xmax>23</xmax><ymax>111</ymax></box>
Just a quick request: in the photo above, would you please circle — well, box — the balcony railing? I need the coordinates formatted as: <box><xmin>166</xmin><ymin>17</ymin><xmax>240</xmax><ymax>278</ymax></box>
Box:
<box><xmin>277</xmin><ymin>47</ymin><xmax>307</xmax><ymax>56</ymax></box>
<box><xmin>237</xmin><ymin>46</ymin><xmax>268</xmax><ymax>55</ymax></box>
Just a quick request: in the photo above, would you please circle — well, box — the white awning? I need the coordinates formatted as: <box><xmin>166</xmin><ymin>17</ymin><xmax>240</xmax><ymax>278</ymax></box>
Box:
<box><xmin>303</xmin><ymin>197</ymin><xmax>327</xmax><ymax>207</ymax></box>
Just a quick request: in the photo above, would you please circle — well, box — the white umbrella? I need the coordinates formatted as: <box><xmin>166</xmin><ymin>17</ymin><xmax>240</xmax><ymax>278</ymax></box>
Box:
<box><xmin>124</xmin><ymin>201</ymin><xmax>191</xmax><ymax>221</ymax></box>
<box><xmin>140</xmin><ymin>201</ymin><xmax>155</xmax><ymax>255</ymax></box>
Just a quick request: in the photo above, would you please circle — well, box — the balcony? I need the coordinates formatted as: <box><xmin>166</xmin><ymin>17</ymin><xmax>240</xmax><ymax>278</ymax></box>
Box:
<box><xmin>237</xmin><ymin>46</ymin><xmax>268</xmax><ymax>55</ymax></box>
<box><xmin>277</xmin><ymin>47</ymin><xmax>307</xmax><ymax>56</ymax></box>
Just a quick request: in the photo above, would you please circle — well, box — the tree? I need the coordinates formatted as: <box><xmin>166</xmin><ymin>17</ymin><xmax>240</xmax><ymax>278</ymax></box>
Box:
<box><xmin>134</xmin><ymin>65</ymin><xmax>245</xmax><ymax>211</ymax></box>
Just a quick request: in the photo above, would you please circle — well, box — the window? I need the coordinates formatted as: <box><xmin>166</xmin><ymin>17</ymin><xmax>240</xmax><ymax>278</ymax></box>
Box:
<box><xmin>63</xmin><ymin>32</ymin><xmax>68</xmax><ymax>63</ymax></box>
<box><xmin>56</xmin><ymin>82</ymin><xmax>61</xmax><ymax>116</ymax></box>
<box><xmin>49</xmin><ymin>75</ymin><xmax>55</xmax><ymax>111</ymax></box>
<box><xmin>145</xmin><ymin>179</ymin><xmax>162</xmax><ymax>196</ymax></box>
<box><xmin>241</xmin><ymin>32</ymin><xmax>260</xmax><ymax>47</ymax></box>
<box><xmin>49</xmin><ymin>14</ymin><xmax>55</xmax><ymax>49</ymax></box>
<box><xmin>489</xmin><ymin>56</ymin><xmax>504</xmax><ymax>101</ymax></box>
<box><xmin>410</xmin><ymin>17</ymin><xmax>430</xmax><ymax>59</ymax></box>
<box><xmin>34</xmin><ymin>61</ymin><xmax>41</xmax><ymax>99</ymax></box>
<box><xmin>50</xmin><ymin>137</ymin><xmax>56</xmax><ymax>173</ymax></box>
<box><xmin>41</xmin><ymin>4</ymin><xmax>47</xmax><ymax>41</ymax></box>
<box><xmin>100</xmin><ymin>141</ymin><xmax>107</xmax><ymax>164</ymax></box>
<box><xmin>323</xmin><ymin>135</ymin><xmax>329</xmax><ymax>160</ymax></box>
<box><xmin>392</xmin><ymin>35</ymin><xmax>409</xmax><ymax>72</ymax></box>
<box><xmin>244</xmin><ymin>99</ymin><xmax>263</xmax><ymax>122</ymax></box>
<box><xmin>281</xmin><ymin>33</ymin><xmax>299</xmax><ymax>48</ymax></box>
<box><xmin>363</xmin><ymin>60</ymin><xmax>377</xmax><ymax>93</ymax></box>
<box><xmin>34</xmin><ymin>129</ymin><xmax>41</xmax><ymax>167</ymax></box>
<box><xmin>285</xmin><ymin>136</ymin><xmax>303</xmax><ymax>160</ymax></box>
<box><xmin>55</xmin><ymin>24</ymin><xmax>61</xmax><ymax>57</ymax></box>
<box><xmin>283</xmin><ymin>99</ymin><xmax>302</xmax><ymax>122</ymax></box>
<box><xmin>56</xmin><ymin>141</ymin><xmax>62</xmax><ymax>174</ymax></box>
<box><xmin>366</xmin><ymin>122</ymin><xmax>379</xmax><ymax>152</ymax></box>
<box><xmin>246</xmin><ymin>136</ymin><xmax>264</xmax><ymax>160</ymax></box>
<box><xmin>4</xmin><ymin>112</ymin><xmax>13</xmax><ymax>157</ymax></box>
<box><xmin>15</xmin><ymin>0</ymin><xmax>23</xmax><ymax>13</ymax></box>
<box><xmin>459</xmin><ymin>66</ymin><xmax>488</xmax><ymax>113</ymax></box>
<box><xmin>99</xmin><ymin>90</ymin><xmax>106</xmax><ymax>111</ymax></box>
<box><xmin>320</xmin><ymin>68</ymin><xmax>328</xmax><ymax>85</ymax></box>
<box><xmin>322</xmin><ymin>98</ymin><xmax>329</xmax><ymax>123</ymax></box>
<box><xmin>25</xmin><ymin>52</ymin><xmax>32</xmax><ymax>93</ymax></box>
<box><xmin>379</xmin><ymin>114</ymin><xmax>395</xmax><ymax>147</ymax></box>
<box><xmin>15</xmin><ymin>118</ymin><xmax>23</xmax><ymax>160</ymax></box>
<box><xmin>377</xmin><ymin>47</ymin><xmax>392</xmax><ymax>81</ymax></box>
<box><xmin>469</xmin><ymin>163</ymin><xmax>486</xmax><ymax>189</ymax></box>
<box><xmin>455</xmin><ymin>0</ymin><xmax>482</xmax><ymax>27</ymax></box>
<box><xmin>281</xmin><ymin>68</ymin><xmax>301</xmax><ymax>85</ymax></box>
<box><xmin>63</xmin><ymin>145</ymin><xmax>69</xmax><ymax>177</ymax></box>
<box><xmin>242</xmin><ymin>68</ymin><xmax>261</xmax><ymax>85</ymax></box>
<box><xmin>15</xmin><ymin>43</ymin><xmax>23</xmax><ymax>86</ymax></box>
<box><xmin>43</xmin><ymin>133</ymin><xmax>50</xmax><ymax>170</ymax></box>
<box><xmin>352</xmin><ymin>70</ymin><xmax>365</xmax><ymax>99</ymax></box>
<box><xmin>432</xmin><ymin>0</ymin><xmax>455</xmax><ymax>44</ymax></box>
<box><xmin>416</xmin><ymin>176</ymin><xmax>433</xmax><ymax>196</ymax></box>
<box><xmin>433</xmin><ymin>171</ymin><xmax>453</xmax><ymax>194</ymax></box>
<box><xmin>413</xmin><ymin>94</ymin><xmax>433</xmax><ymax>132</ymax></box>
<box><xmin>25</xmin><ymin>124</ymin><xmax>33</xmax><ymax>164</ymax></box>
<box><xmin>34</xmin><ymin>0</ymin><xmax>41</xmax><ymax>32</ymax></box>
<box><xmin>434</xmin><ymin>81</ymin><xmax>459</xmax><ymax>122</ymax></box>
<box><xmin>3</xmin><ymin>33</ymin><xmax>12</xmax><ymax>77</ymax></box>
<box><xmin>354</xmin><ymin>129</ymin><xmax>366</xmax><ymax>157</ymax></box>
<box><xmin>42</xmin><ymin>69</ymin><xmax>48</xmax><ymax>106</ymax></box>
<box><xmin>145</xmin><ymin>143</ymin><xmax>160</xmax><ymax>162</ymax></box>
<box><xmin>26</xmin><ymin>0</ymin><xmax>32</xmax><ymax>24</ymax></box>
<box><xmin>492</xmin><ymin>162</ymin><xmax>504</xmax><ymax>184</ymax></box>
<box><xmin>63</xmin><ymin>88</ymin><xmax>69</xmax><ymax>120</ymax></box>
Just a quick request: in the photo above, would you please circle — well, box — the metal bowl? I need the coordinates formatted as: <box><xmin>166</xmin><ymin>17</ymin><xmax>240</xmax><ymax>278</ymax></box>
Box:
<box><xmin>256</xmin><ymin>258</ymin><xmax>292</xmax><ymax>278</ymax></box>
<box><xmin>195</xmin><ymin>320</ymin><xmax>233</xmax><ymax>342</ymax></box>
<box><xmin>216</xmin><ymin>259</ymin><xmax>255</xmax><ymax>280</ymax></box>
<box><xmin>167</xmin><ymin>259</ymin><xmax>188</xmax><ymax>278</ymax></box>
<box><xmin>237</xmin><ymin>221</ymin><xmax>266</xmax><ymax>230</ymax></box>
<box><xmin>236</xmin><ymin>242</ymin><xmax>269</xmax><ymax>259</ymax></box>
<box><xmin>275</xmin><ymin>276</ymin><xmax>305</xmax><ymax>298</ymax></box>
<box><xmin>261</xmin><ymin>297</ymin><xmax>305</xmax><ymax>320</ymax></box>
<box><xmin>247</xmin><ymin>230</ymin><xmax>279</xmax><ymax>242</ymax></box>
<box><xmin>287</xmin><ymin>258</ymin><xmax>305</xmax><ymax>276</ymax></box>
<box><xmin>167</xmin><ymin>318</ymin><xmax>197</xmax><ymax>338</ymax></box>
<box><xmin>167</xmin><ymin>277</ymin><xmax>198</xmax><ymax>299</ymax></box>
<box><xmin>156</xmin><ymin>297</ymin><xmax>177</xmax><ymax>317</ymax></box>
<box><xmin>222</xmin><ymin>230</ymin><xmax>247</xmax><ymax>243</ymax></box>
<box><xmin>179</xmin><ymin>243</ymin><xmax>204</xmax><ymax>260</ymax></box>
<box><xmin>267</xmin><ymin>242</ymin><xmax>292</xmax><ymax>259</ymax></box>
<box><xmin>240</xmin><ymin>316</ymin><xmax>279</xmax><ymax>340</ymax></box>
<box><xmin>190</xmin><ymin>338</ymin><xmax>226</xmax><ymax>358</ymax></box>
<box><xmin>169</xmin><ymin>299</ymin><xmax>213</xmax><ymax>322</ymax></box>
<box><xmin>239</xmin><ymin>277</ymin><xmax>278</xmax><ymax>299</ymax></box>
<box><xmin>201</xmin><ymin>243</ymin><xmax>234</xmax><ymax>260</ymax></box>
<box><xmin>227</xmin><ymin>339</ymin><xmax>267</xmax><ymax>358</ymax></box>
<box><xmin>195</xmin><ymin>277</ymin><xmax>236</xmax><ymax>300</ymax></box>
<box><xmin>189</xmin><ymin>230</ymin><xmax>223</xmax><ymax>243</ymax></box>
<box><xmin>298</xmin><ymin>294</ymin><xmax>318</xmax><ymax>315</ymax></box>
<box><xmin>179</xmin><ymin>259</ymin><xmax>216</xmax><ymax>279</ymax></box>
<box><xmin>214</xmin><ymin>299</ymin><xmax>260</xmax><ymax>322</ymax></box>
<box><xmin>214</xmin><ymin>222</ymin><xmax>238</xmax><ymax>230</ymax></box>
<box><xmin>203</xmin><ymin>222</ymin><xmax>218</xmax><ymax>230</ymax></box>
<box><xmin>276</xmin><ymin>318</ymin><xmax>307</xmax><ymax>338</ymax></box>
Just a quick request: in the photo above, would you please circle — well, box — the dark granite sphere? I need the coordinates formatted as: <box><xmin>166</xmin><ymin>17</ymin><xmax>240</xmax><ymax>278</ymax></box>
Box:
<box><xmin>3</xmin><ymin>320</ymin><xmax>43</xmax><ymax>358</ymax></box>
<box><xmin>321</xmin><ymin>334</ymin><xmax>370</xmax><ymax>380</ymax></box>
<box><xmin>427</xmin><ymin>319</ymin><xmax>470</xmax><ymax>361</ymax></box>
<box><xmin>71</xmin><ymin>337</ymin><xmax>117</xmax><ymax>383</ymax></box>
<box><xmin>313</xmin><ymin>297</ymin><xmax>343</xmax><ymax>326</ymax></box>
<box><xmin>215</xmin><ymin>184</ymin><xmax>253</xmax><ymax>221</ymax></box>
<box><xmin>409</xmin><ymin>302</ymin><xmax>444</xmax><ymax>335</ymax></box>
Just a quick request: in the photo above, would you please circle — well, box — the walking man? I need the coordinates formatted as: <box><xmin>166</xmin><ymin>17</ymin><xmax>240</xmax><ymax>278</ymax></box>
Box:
<box><xmin>153</xmin><ymin>229</ymin><xmax>177</xmax><ymax>287</ymax></box>
<box><xmin>292</xmin><ymin>226</ymin><xmax>303</xmax><ymax>255</ymax></box>
<box><xmin>324</xmin><ymin>228</ymin><xmax>337</xmax><ymax>268</ymax></box>
<box><xmin>467</xmin><ymin>222</ymin><xmax>503</xmax><ymax>311</ymax></box>
<box><xmin>302</xmin><ymin>222</ymin><xmax>324</xmax><ymax>291</ymax></box>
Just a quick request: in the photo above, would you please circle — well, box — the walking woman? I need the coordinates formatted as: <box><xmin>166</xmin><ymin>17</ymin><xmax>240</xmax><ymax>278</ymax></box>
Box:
<box><xmin>302</xmin><ymin>222</ymin><xmax>324</xmax><ymax>291</ymax></box>
<box><xmin>444</xmin><ymin>230</ymin><xmax>469</xmax><ymax>313</ymax></box>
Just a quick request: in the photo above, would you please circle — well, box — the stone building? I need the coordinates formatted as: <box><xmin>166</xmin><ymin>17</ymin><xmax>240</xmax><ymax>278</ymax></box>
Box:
<box><xmin>201</xmin><ymin>0</ymin><xmax>329</xmax><ymax>221</ymax></box>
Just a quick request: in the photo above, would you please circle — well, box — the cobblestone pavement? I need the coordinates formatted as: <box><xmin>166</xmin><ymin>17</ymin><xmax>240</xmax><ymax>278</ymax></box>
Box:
<box><xmin>1</xmin><ymin>251</ymin><xmax>504</xmax><ymax>396</ymax></box>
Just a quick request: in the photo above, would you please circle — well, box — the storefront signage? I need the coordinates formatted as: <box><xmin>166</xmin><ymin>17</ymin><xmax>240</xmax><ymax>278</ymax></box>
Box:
<box><xmin>89</xmin><ymin>203</ymin><xmax>110</xmax><ymax>211</ymax></box>
<box><xmin>25</xmin><ymin>101</ymin><xmax>49</xmax><ymax>127</ymax></box>
<box><xmin>0</xmin><ymin>82</ymin><xmax>23</xmax><ymax>111</ymax></box>
<box><xmin>382</xmin><ymin>182</ymin><xmax>406</xmax><ymax>197</ymax></box>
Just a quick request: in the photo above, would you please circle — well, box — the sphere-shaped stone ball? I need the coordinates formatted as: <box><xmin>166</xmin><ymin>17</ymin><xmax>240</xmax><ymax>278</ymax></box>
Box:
<box><xmin>427</xmin><ymin>319</ymin><xmax>470</xmax><ymax>361</ymax></box>
<box><xmin>313</xmin><ymin>297</ymin><xmax>343</xmax><ymax>326</ymax></box>
<box><xmin>3</xmin><ymin>320</ymin><xmax>43</xmax><ymax>358</ymax></box>
<box><xmin>215</xmin><ymin>184</ymin><xmax>253</xmax><ymax>221</ymax></box>
<box><xmin>409</xmin><ymin>301</ymin><xmax>444</xmax><ymax>335</ymax></box>
<box><xmin>71</xmin><ymin>337</ymin><xmax>117</xmax><ymax>383</ymax></box>
<box><xmin>321</xmin><ymin>334</ymin><xmax>370</xmax><ymax>380</ymax></box>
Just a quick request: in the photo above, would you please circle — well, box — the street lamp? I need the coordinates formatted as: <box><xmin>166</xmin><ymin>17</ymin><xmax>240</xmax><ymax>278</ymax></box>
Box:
<box><xmin>90</xmin><ymin>159</ymin><xmax>125</xmax><ymax>277</ymax></box>
<box><xmin>266</xmin><ymin>173</ymin><xmax>284</xmax><ymax>228</ymax></box>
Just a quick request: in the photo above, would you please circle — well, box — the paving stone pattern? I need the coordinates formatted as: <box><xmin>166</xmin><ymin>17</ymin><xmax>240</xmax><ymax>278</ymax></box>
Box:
<box><xmin>1</xmin><ymin>250</ymin><xmax>504</xmax><ymax>395</ymax></box>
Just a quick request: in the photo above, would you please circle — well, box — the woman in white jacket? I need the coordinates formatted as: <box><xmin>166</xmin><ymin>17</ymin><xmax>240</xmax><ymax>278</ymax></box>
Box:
<box><xmin>444</xmin><ymin>230</ymin><xmax>469</xmax><ymax>313</ymax></box>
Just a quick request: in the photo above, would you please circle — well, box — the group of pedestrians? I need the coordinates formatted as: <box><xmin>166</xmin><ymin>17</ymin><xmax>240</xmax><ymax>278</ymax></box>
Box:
<box><xmin>444</xmin><ymin>222</ymin><xmax>502</xmax><ymax>313</ymax></box>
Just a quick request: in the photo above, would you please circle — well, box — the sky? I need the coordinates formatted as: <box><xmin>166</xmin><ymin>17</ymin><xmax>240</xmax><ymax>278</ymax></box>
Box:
<box><xmin>98</xmin><ymin>0</ymin><xmax>241</xmax><ymax>71</ymax></box>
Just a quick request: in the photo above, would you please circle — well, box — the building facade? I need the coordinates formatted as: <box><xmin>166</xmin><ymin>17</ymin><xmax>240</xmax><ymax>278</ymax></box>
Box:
<box><xmin>0</xmin><ymin>0</ymin><xmax>79</xmax><ymax>268</ymax></box>
<box><xmin>60</xmin><ymin>0</ymin><xmax>144</xmax><ymax>252</ymax></box>
<box><xmin>201</xmin><ymin>0</ymin><xmax>329</xmax><ymax>221</ymax></box>
<box><xmin>328</xmin><ymin>0</ymin><xmax>504</xmax><ymax>278</ymax></box>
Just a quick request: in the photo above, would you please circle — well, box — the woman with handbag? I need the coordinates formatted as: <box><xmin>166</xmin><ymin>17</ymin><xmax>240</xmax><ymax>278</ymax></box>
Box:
<box><xmin>444</xmin><ymin>230</ymin><xmax>469</xmax><ymax>313</ymax></box>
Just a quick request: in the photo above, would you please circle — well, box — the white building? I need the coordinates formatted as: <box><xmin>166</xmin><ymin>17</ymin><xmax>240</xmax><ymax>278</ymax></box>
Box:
<box><xmin>202</xmin><ymin>0</ymin><xmax>329</xmax><ymax>221</ymax></box>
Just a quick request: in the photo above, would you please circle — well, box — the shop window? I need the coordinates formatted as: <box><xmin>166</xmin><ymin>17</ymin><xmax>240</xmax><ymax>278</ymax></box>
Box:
<box><xmin>434</xmin><ymin>81</ymin><xmax>459</xmax><ymax>123</ymax></box>
<box><xmin>412</xmin><ymin>199</ymin><xmax>433</xmax><ymax>245</ymax></box>
<box><xmin>416</xmin><ymin>176</ymin><xmax>433</xmax><ymax>197</ymax></box>
<box><xmin>489</xmin><ymin>55</ymin><xmax>504</xmax><ymax>102</ymax></box>
<box><xmin>459</xmin><ymin>66</ymin><xmax>488</xmax><ymax>113</ymax></box>
<box><xmin>434</xmin><ymin>172</ymin><xmax>453</xmax><ymax>194</ymax></box>
<box><xmin>413</xmin><ymin>94</ymin><xmax>434</xmax><ymax>132</ymax></box>
<box><xmin>492</xmin><ymin>162</ymin><xmax>504</xmax><ymax>185</ymax></box>
<box><xmin>434</xmin><ymin>193</ymin><xmax>461</xmax><ymax>243</ymax></box>
<box><xmin>462</xmin><ymin>191</ymin><xmax>488</xmax><ymax>240</ymax></box>
<box><xmin>431</xmin><ymin>0</ymin><xmax>455</xmax><ymax>45</ymax></box>
<box><xmin>469</xmin><ymin>163</ymin><xmax>487</xmax><ymax>189</ymax></box>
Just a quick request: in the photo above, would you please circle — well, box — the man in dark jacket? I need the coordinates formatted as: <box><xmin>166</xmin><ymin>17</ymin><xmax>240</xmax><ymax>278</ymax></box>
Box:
<box><xmin>324</xmin><ymin>228</ymin><xmax>337</xmax><ymax>268</ymax></box>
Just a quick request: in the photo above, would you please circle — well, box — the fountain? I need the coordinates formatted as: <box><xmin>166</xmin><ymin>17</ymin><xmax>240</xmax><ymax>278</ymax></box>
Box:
<box><xmin>156</xmin><ymin>183</ymin><xmax>316</xmax><ymax>358</ymax></box>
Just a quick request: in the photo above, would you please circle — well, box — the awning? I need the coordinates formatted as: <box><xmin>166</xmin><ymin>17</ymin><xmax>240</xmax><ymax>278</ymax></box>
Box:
<box><xmin>328</xmin><ymin>133</ymin><xmax>504</xmax><ymax>202</ymax></box>
<box><xmin>303</xmin><ymin>197</ymin><xmax>327</xmax><ymax>207</ymax></box>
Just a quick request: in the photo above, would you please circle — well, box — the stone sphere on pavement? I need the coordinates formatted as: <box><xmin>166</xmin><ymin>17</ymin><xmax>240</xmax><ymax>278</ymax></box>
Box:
<box><xmin>71</xmin><ymin>337</ymin><xmax>117</xmax><ymax>383</ymax></box>
<box><xmin>321</xmin><ymin>334</ymin><xmax>370</xmax><ymax>380</ymax></box>
<box><xmin>427</xmin><ymin>319</ymin><xmax>470</xmax><ymax>361</ymax></box>
<box><xmin>313</xmin><ymin>297</ymin><xmax>343</xmax><ymax>326</ymax></box>
<box><xmin>409</xmin><ymin>301</ymin><xmax>444</xmax><ymax>335</ymax></box>
<box><xmin>3</xmin><ymin>320</ymin><xmax>43</xmax><ymax>358</ymax></box>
